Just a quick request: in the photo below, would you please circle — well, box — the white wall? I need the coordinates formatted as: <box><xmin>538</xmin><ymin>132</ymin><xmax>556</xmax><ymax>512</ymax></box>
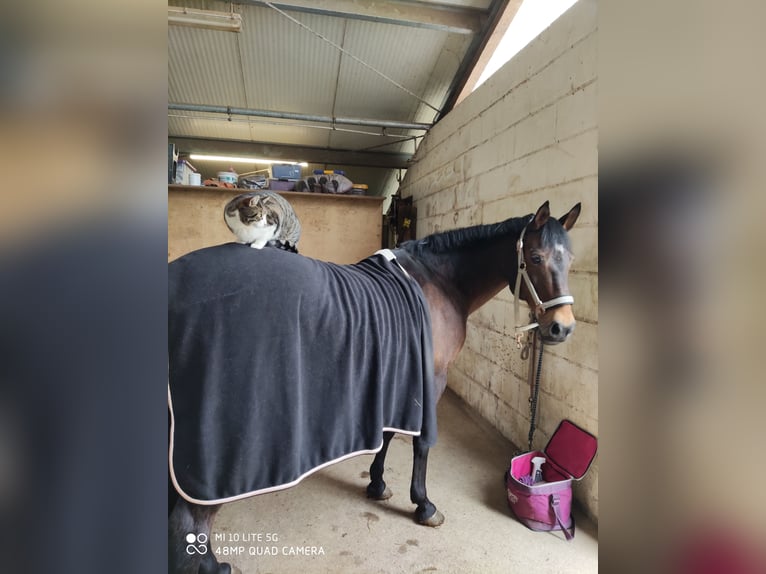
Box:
<box><xmin>399</xmin><ymin>0</ymin><xmax>598</xmax><ymax>521</ymax></box>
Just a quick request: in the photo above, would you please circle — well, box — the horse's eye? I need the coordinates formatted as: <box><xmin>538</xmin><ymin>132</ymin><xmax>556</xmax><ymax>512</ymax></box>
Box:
<box><xmin>530</xmin><ymin>254</ymin><xmax>542</xmax><ymax>264</ymax></box>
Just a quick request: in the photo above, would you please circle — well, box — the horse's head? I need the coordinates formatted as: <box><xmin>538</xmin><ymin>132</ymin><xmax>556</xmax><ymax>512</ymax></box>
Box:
<box><xmin>515</xmin><ymin>201</ymin><xmax>581</xmax><ymax>344</ymax></box>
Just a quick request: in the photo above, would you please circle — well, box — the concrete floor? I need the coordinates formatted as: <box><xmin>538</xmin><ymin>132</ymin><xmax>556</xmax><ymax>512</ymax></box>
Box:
<box><xmin>211</xmin><ymin>389</ymin><xmax>598</xmax><ymax>573</ymax></box>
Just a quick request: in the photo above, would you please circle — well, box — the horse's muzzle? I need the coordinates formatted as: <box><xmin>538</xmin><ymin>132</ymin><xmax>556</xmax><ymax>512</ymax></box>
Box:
<box><xmin>539</xmin><ymin>305</ymin><xmax>576</xmax><ymax>344</ymax></box>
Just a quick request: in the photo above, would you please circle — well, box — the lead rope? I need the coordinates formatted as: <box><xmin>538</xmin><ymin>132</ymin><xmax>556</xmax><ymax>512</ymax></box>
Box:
<box><xmin>527</xmin><ymin>329</ymin><xmax>544</xmax><ymax>451</ymax></box>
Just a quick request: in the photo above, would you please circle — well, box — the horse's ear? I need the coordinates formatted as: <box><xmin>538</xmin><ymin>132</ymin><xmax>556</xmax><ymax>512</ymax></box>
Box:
<box><xmin>529</xmin><ymin>201</ymin><xmax>550</xmax><ymax>230</ymax></box>
<box><xmin>558</xmin><ymin>203</ymin><xmax>581</xmax><ymax>231</ymax></box>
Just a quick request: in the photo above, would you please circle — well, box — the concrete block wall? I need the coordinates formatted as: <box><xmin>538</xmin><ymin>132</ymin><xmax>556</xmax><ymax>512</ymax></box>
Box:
<box><xmin>398</xmin><ymin>0</ymin><xmax>598</xmax><ymax>522</ymax></box>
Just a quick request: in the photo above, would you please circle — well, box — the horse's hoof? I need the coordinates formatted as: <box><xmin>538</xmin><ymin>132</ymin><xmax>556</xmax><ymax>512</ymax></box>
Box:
<box><xmin>417</xmin><ymin>509</ymin><xmax>445</xmax><ymax>527</ymax></box>
<box><xmin>209</xmin><ymin>562</ymin><xmax>236</xmax><ymax>574</ymax></box>
<box><xmin>367</xmin><ymin>486</ymin><xmax>393</xmax><ymax>500</ymax></box>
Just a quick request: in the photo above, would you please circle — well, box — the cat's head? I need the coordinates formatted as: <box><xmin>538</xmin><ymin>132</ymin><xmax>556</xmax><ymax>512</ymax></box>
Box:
<box><xmin>247</xmin><ymin>195</ymin><xmax>265</xmax><ymax>209</ymax></box>
<box><xmin>241</xmin><ymin>195</ymin><xmax>277</xmax><ymax>226</ymax></box>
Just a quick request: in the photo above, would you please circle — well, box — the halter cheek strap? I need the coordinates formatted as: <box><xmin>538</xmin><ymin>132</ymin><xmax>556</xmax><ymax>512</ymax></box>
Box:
<box><xmin>513</xmin><ymin>221</ymin><xmax>574</xmax><ymax>335</ymax></box>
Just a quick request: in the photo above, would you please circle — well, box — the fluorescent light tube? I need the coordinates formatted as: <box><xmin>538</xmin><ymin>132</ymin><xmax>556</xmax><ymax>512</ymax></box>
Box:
<box><xmin>168</xmin><ymin>7</ymin><xmax>242</xmax><ymax>33</ymax></box>
<box><xmin>189</xmin><ymin>154</ymin><xmax>308</xmax><ymax>167</ymax></box>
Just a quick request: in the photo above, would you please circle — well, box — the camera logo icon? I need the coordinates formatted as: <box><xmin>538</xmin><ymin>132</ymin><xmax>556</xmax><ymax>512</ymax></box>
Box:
<box><xmin>185</xmin><ymin>533</ymin><xmax>208</xmax><ymax>555</ymax></box>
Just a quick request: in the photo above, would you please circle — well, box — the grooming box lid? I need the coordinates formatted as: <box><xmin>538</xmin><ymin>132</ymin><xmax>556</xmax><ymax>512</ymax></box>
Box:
<box><xmin>544</xmin><ymin>420</ymin><xmax>598</xmax><ymax>480</ymax></box>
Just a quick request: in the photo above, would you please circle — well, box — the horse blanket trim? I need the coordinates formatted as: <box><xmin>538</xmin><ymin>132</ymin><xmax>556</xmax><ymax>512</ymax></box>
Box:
<box><xmin>169</xmin><ymin>396</ymin><xmax>421</xmax><ymax>505</ymax></box>
<box><xmin>168</xmin><ymin>244</ymin><xmax>435</xmax><ymax>505</ymax></box>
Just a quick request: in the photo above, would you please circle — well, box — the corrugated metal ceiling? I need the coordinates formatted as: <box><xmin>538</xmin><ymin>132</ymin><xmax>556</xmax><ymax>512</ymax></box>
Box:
<box><xmin>168</xmin><ymin>0</ymin><xmax>508</xmax><ymax>196</ymax></box>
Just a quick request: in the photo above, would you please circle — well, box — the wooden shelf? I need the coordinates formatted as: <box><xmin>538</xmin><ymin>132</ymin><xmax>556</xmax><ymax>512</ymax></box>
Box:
<box><xmin>169</xmin><ymin>185</ymin><xmax>384</xmax><ymax>264</ymax></box>
<box><xmin>168</xmin><ymin>184</ymin><xmax>384</xmax><ymax>203</ymax></box>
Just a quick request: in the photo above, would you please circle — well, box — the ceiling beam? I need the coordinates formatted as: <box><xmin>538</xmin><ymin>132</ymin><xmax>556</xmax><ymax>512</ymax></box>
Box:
<box><xmin>436</xmin><ymin>0</ymin><xmax>511</xmax><ymax>120</ymax></box>
<box><xmin>169</xmin><ymin>137</ymin><xmax>413</xmax><ymax>170</ymax></box>
<box><xmin>169</xmin><ymin>102</ymin><xmax>431</xmax><ymax>131</ymax></box>
<box><xmin>241</xmin><ymin>0</ymin><xmax>485</xmax><ymax>34</ymax></box>
<box><xmin>453</xmin><ymin>0</ymin><xmax>523</xmax><ymax>105</ymax></box>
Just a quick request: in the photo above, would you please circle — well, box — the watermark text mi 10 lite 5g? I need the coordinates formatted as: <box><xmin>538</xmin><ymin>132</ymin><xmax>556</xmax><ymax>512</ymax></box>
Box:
<box><xmin>187</xmin><ymin>531</ymin><xmax>326</xmax><ymax>557</ymax></box>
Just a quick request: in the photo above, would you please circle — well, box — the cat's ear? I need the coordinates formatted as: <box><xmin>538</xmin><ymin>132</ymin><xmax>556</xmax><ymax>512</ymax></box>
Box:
<box><xmin>248</xmin><ymin>196</ymin><xmax>260</xmax><ymax>207</ymax></box>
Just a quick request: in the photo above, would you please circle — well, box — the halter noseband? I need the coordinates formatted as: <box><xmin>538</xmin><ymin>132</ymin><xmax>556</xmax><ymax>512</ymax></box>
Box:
<box><xmin>513</xmin><ymin>219</ymin><xmax>574</xmax><ymax>336</ymax></box>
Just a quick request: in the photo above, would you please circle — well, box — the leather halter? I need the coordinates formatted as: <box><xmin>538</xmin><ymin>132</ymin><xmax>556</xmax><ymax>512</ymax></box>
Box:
<box><xmin>513</xmin><ymin>219</ymin><xmax>574</xmax><ymax>335</ymax></box>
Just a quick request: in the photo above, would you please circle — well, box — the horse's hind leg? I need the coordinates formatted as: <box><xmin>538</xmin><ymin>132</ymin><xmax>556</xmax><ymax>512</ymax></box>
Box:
<box><xmin>169</xmin><ymin>498</ymin><xmax>238</xmax><ymax>574</ymax></box>
<box><xmin>410</xmin><ymin>436</ymin><xmax>444</xmax><ymax>527</ymax></box>
<box><xmin>367</xmin><ymin>431</ymin><xmax>395</xmax><ymax>500</ymax></box>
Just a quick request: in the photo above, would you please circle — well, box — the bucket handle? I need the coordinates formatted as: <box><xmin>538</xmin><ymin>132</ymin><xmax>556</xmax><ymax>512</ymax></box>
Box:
<box><xmin>550</xmin><ymin>494</ymin><xmax>575</xmax><ymax>541</ymax></box>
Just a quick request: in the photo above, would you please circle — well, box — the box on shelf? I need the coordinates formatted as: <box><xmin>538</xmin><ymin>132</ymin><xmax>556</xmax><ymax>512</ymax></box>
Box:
<box><xmin>271</xmin><ymin>164</ymin><xmax>302</xmax><ymax>180</ymax></box>
<box><xmin>267</xmin><ymin>179</ymin><xmax>296</xmax><ymax>191</ymax></box>
<box><xmin>174</xmin><ymin>159</ymin><xmax>198</xmax><ymax>185</ymax></box>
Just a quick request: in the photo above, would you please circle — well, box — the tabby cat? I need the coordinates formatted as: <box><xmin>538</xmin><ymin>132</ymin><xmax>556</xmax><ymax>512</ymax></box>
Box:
<box><xmin>223</xmin><ymin>191</ymin><xmax>301</xmax><ymax>252</ymax></box>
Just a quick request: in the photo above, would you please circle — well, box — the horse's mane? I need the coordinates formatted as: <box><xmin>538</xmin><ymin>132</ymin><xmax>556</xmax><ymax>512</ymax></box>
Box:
<box><xmin>400</xmin><ymin>216</ymin><xmax>529</xmax><ymax>257</ymax></box>
<box><xmin>400</xmin><ymin>213</ymin><xmax>572</xmax><ymax>259</ymax></box>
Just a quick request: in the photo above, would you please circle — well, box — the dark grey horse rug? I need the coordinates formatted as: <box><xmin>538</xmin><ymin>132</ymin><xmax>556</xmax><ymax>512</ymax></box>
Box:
<box><xmin>169</xmin><ymin>244</ymin><xmax>435</xmax><ymax>504</ymax></box>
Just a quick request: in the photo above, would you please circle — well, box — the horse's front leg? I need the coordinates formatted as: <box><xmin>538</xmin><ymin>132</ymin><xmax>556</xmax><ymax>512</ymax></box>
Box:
<box><xmin>410</xmin><ymin>435</ymin><xmax>445</xmax><ymax>526</ymax></box>
<box><xmin>169</xmin><ymin>498</ymin><xmax>239</xmax><ymax>574</ymax></box>
<box><xmin>366</xmin><ymin>431</ymin><xmax>395</xmax><ymax>500</ymax></box>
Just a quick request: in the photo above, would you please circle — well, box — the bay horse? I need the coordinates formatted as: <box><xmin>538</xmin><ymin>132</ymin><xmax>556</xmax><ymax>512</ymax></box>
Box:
<box><xmin>169</xmin><ymin>200</ymin><xmax>581</xmax><ymax>573</ymax></box>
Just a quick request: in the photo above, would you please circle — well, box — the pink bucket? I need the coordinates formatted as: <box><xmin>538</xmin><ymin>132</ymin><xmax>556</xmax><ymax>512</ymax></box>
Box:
<box><xmin>505</xmin><ymin>420</ymin><xmax>597</xmax><ymax>540</ymax></box>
